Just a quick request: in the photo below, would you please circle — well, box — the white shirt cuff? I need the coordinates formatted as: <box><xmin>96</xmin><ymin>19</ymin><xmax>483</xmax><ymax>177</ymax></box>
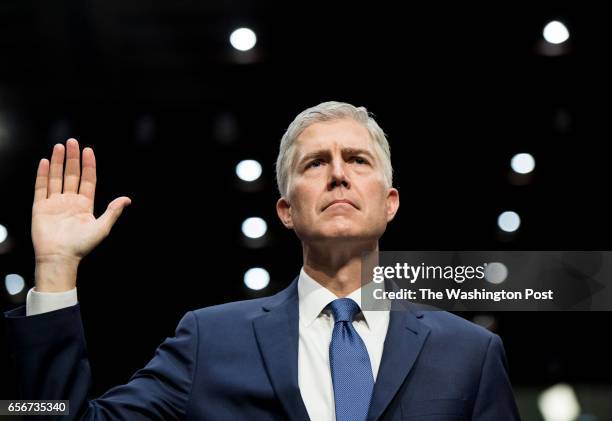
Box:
<box><xmin>26</xmin><ymin>287</ymin><xmax>78</xmax><ymax>316</ymax></box>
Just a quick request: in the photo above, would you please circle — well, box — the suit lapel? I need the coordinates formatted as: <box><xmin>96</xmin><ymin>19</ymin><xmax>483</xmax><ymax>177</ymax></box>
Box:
<box><xmin>252</xmin><ymin>276</ymin><xmax>431</xmax><ymax>421</ymax></box>
<box><xmin>253</xmin><ymin>277</ymin><xmax>310</xmax><ymax>421</ymax></box>
<box><xmin>367</xmin><ymin>301</ymin><xmax>431</xmax><ymax>421</ymax></box>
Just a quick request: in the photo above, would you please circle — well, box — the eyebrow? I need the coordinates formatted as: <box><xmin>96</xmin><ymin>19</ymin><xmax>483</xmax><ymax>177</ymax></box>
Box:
<box><xmin>298</xmin><ymin>148</ymin><xmax>377</xmax><ymax>166</ymax></box>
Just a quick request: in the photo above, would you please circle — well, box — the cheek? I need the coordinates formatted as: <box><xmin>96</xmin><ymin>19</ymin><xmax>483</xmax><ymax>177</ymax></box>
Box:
<box><xmin>288</xmin><ymin>186</ymin><xmax>316</xmax><ymax>218</ymax></box>
<box><xmin>363</xmin><ymin>185</ymin><xmax>389</xmax><ymax>214</ymax></box>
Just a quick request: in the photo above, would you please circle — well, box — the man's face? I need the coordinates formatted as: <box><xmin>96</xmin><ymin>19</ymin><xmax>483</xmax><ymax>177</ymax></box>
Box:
<box><xmin>276</xmin><ymin>118</ymin><xmax>399</xmax><ymax>244</ymax></box>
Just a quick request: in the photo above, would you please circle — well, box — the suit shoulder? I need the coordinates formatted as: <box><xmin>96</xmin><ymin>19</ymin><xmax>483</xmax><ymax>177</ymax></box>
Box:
<box><xmin>190</xmin><ymin>297</ymin><xmax>267</xmax><ymax>320</ymax></box>
<box><xmin>420</xmin><ymin>310</ymin><xmax>496</xmax><ymax>342</ymax></box>
<box><xmin>188</xmin><ymin>284</ymin><xmax>293</xmax><ymax>323</ymax></box>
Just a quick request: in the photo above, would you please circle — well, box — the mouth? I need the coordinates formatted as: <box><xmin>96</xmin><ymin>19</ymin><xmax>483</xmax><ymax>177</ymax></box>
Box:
<box><xmin>322</xmin><ymin>199</ymin><xmax>359</xmax><ymax>211</ymax></box>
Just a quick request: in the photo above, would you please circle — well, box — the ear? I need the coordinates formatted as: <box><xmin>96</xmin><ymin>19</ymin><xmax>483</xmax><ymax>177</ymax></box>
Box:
<box><xmin>385</xmin><ymin>187</ymin><xmax>400</xmax><ymax>222</ymax></box>
<box><xmin>276</xmin><ymin>197</ymin><xmax>294</xmax><ymax>229</ymax></box>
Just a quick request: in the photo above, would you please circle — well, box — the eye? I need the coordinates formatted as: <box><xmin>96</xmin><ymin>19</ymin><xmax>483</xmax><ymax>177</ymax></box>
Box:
<box><xmin>307</xmin><ymin>159</ymin><xmax>323</xmax><ymax>168</ymax></box>
<box><xmin>351</xmin><ymin>156</ymin><xmax>368</xmax><ymax>165</ymax></box>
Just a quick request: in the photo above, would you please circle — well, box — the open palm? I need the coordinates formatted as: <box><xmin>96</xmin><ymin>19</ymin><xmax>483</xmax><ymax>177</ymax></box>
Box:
<box><xmin>32</xmin><ymin>138</ymin><xmax>131</xmax><ymax>263</ymax></box>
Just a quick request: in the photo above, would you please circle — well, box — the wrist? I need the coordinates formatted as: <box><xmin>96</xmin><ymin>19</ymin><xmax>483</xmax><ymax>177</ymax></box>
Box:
<box><xmin>34</xmin><ymin>255</ymin><xmax>80</xmax><ymax>292</ymax></box>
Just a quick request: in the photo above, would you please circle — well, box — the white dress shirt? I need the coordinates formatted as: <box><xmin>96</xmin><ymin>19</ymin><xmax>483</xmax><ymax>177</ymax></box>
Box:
<box><xmin>297</xmin><ymin>268</ymin><xmax>390</xmax><ymax>421</ymax></box>
<box><xmin>26</xmin><ymin>285</ymin><xmax>78</xmax><ymax>316</ymax></box>
<box><xmin>25</xmin><ymin>268</ymin><xmax>390</xmax><ymax>421</ymax></box>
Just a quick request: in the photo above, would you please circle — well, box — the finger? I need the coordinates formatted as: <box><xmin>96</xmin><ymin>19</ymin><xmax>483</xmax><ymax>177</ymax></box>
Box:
<box><xmin>48</xmin><ymin>143</ymin><xmax>65</xmax><ymax>196</ymax></box>
<box><xmin>63</xmin><ymin>138</ymin><xmax>81</xmax><ymax>194</ymax></box>
<box><xmin>96</xmin><ymin>197</ymin><xmax>132</xmax><ymax>236</ymax></box>
<box><xmin>79</xmin><ymin>147</ymin><xmax>97</xmax><ymax>206</ymax></box>
<box><xmin>34</xmin><ymin>158</ymin><xmax>50</xmax><ymax>203</ymax></box>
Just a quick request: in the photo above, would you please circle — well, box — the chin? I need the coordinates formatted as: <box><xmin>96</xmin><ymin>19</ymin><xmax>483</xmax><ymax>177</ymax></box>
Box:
<box><xmin>296</xmin><ymin>218</ymin><xmax>383</xmax><ymax>243</ymax></box>
<box><xmin>321</xmin><ymin>220</ymin><xmax>358</xmax><ymax>235</ymax></box>
<box><xmin>321</xmin><ymin>222</ymin><xmax>386</xmax><ymax>242</ymax></box>
<box><xmin>315</xmin><ymin>225</ymin><xmax>366</xmax><ymax>241</ymax></box>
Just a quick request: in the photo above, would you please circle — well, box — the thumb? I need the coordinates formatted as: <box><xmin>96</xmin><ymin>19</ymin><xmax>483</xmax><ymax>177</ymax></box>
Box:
<box><xmin>97</xmin><ymin>196</ymin><xmax>132</xmax><ymax>235</ymax></box>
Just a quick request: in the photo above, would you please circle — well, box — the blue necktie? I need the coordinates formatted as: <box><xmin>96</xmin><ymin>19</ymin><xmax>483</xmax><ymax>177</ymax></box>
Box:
<box><xmin>329</xmin><ymin>298</ymin><xmax>374</xmax><ymax>421</ymax></box>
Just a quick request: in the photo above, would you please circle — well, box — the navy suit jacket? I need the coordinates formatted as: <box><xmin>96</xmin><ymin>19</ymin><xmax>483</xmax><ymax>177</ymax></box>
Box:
<box><xmin>4</xmin><ymin>277</ymin><xmax>520</xmax><ymax>420</ymax></box>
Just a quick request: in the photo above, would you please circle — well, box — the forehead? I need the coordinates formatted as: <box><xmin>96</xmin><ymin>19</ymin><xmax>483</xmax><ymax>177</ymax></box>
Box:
<box><xmin>294</xmin><ymin>118</ymin><xmax>374</xmax><ymax>154</ymax></box>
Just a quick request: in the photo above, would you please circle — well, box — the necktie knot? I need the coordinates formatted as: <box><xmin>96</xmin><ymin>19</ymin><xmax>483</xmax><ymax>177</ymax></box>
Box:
<box><xmin>329</xmin><ymin>298</ymin><xmax>360</xmax><ymax>323</ymax></box>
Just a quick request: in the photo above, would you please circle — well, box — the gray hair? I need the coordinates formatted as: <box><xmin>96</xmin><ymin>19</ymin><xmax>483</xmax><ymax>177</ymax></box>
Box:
<box><xmin>275</xmin><ymin>101</ymin><xmax>393</xmax><ymax>197</ymax></box>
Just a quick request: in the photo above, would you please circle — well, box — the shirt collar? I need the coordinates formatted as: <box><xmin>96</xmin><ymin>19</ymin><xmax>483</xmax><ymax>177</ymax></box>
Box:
<box><xmin>297</xmin><ymin>267</ymin><xmax>388</xmax><ymax>330</ymax></box>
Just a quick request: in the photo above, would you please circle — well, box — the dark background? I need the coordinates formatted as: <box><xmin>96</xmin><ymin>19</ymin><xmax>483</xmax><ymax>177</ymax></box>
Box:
<box><xmin>1</xmin><ymin>1</ymin><xmax>611</xmax><ymax>419</ymax></box>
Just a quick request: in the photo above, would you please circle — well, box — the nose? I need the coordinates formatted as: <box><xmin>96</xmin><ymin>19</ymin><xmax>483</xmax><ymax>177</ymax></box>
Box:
<box><xmin>327</xmin><ymin>159</ymin><xmax>350</xmax><ymax>190</ymax></box>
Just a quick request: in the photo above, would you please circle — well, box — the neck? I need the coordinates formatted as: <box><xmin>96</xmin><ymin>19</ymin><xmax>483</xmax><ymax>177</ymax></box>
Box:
<box><xmin>302</xmin><ymin>240</ymin><xmax>379</xmax><ymax>297</ymax></box>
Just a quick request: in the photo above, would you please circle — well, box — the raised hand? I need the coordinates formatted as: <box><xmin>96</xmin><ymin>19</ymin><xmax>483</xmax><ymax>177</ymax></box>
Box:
<box><xmin>31</xmin><ymin>138</ymin><xmax>131</xmax><ymax>292</ymax></box>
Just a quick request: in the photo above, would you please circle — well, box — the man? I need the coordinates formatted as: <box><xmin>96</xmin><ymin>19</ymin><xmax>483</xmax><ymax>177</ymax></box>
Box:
<box><xmin>4</xmin><ymin>101</ymin><xmax>521</xmax><ymax>420</ymax></box>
